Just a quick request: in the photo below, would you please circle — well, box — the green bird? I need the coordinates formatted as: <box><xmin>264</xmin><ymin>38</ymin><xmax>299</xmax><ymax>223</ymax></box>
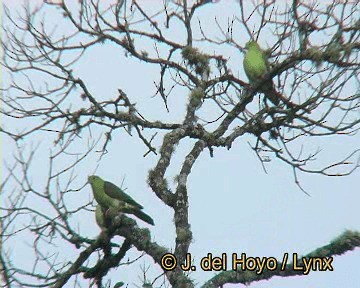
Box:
<box><xmin>88</xmin><ymin>175</ymin><xmax>154</xmax><ymax>226</ymax></box>
<box><xmin>243</xmin><ymin>40</ymin><xmax>280</xmax><ymax>106</ymax></box>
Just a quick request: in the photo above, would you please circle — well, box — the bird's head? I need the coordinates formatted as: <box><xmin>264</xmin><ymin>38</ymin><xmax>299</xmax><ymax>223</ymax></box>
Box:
<box><xmin>245</xmin><ymin>40</ymin><xmax>260</xmax><ymax>51</ymax></box>
<box><xmin>88</xmin><ymin>175</ymin><xmax>100</xmax><ymax>185</ymax></box>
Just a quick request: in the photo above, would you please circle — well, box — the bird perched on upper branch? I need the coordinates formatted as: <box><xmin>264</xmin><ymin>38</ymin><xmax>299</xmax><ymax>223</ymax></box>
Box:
<box><xmin>88</xmin><ymin>175</ymin><xmax>154</xmax><ymax>226</ymax></box>
<box><xmin>243</xmin><ymin>40</ymin><xmax>281</xmax><ymax>106</ymax></box>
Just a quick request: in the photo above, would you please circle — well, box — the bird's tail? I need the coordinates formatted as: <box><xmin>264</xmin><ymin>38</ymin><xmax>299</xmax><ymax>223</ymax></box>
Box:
<box><xmin>265</xmin><ymin>89</ymin><xmax>281</xmax><ymax>106</ymax></box>
<box><xmin>265</xmin><ymin>86</ymin><xmax>310</xmax><ymax>113</ymax></box>
<box><xmin>260</xmin><ymin>81</ymin><xmax>280</xmax><ymax>106</ymax></box>
<box><xmin>131</xmin><ymin>209</ymin><xmax>155</xmax><ymax>226</ymax></box>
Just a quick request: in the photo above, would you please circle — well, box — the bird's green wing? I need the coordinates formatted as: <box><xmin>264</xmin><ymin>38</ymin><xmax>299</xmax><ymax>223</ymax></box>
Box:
<box><xmin>261</xmin><ymin>48</ymin><xmax>271</xmax><ymax>70</ymax></box>
<box><xmin>104</xmin><ymin>181</ymin><xmax>144</xmax><ymax>210</ymax></box>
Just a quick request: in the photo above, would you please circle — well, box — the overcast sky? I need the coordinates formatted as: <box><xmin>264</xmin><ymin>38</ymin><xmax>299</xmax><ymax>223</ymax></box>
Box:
<box><xmin>2</xmin><ymin>0</ymin><xmax>360</xmax><ymax>287</ymax></box>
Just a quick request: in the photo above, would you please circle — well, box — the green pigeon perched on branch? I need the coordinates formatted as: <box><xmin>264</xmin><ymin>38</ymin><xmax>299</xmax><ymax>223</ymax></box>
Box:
<box><xmin>88</xmin><ymin>175</ymin><xmax>154</xmax><ymax>226</ymax></box>
<box><xmin>243</xmin><ymin>40</ymin><xmax>281</xmax><ymax>106</ymax></box>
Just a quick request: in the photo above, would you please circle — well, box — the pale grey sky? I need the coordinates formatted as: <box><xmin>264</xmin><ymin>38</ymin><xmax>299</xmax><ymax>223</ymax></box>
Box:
<box><xmin>2</xmin><ymin>0</ymin><xmax>360</xmax><ymax>287</ymax></box>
